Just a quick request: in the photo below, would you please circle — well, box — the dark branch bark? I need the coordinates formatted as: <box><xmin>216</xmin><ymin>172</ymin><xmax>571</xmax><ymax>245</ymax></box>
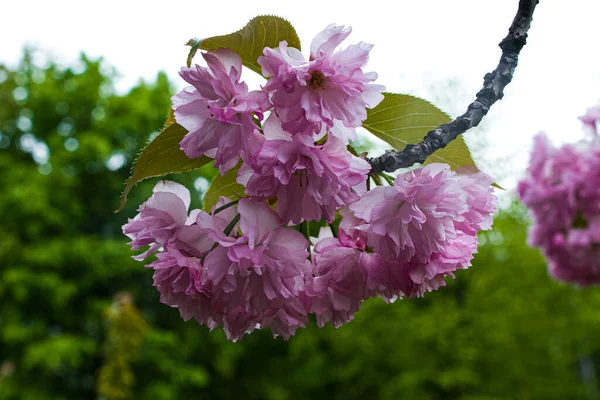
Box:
<box><xmin>367</xmin><ymin>0</ymin><xmax>539</xmax><ymax>174</ymax></box>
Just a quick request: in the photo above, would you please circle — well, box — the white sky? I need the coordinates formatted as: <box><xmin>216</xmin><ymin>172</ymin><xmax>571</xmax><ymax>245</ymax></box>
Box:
<box><xmin>2</xmin><ymin>0</ymin><xmax>599</xmax><ymax>191</ymax></box>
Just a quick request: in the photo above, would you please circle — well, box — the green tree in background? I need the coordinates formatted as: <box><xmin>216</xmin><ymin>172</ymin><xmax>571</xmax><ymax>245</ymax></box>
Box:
<box><xmin>1</xmin><ymin>51</ymin><xmax>600</xmax><ymax>400</ymax></box>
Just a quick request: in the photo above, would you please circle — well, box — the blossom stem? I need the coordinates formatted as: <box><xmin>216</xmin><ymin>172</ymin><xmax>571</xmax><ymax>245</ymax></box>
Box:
<box><xmin>212</xmin><ymin>199</ymin><xmax>239</xmax><ymax>215</ymax></box>
<box><xmin>224</xmin><ymin>214</ymin><xmax>241</xmax><ymax>236</ymax></box>
<box><xmin>252</xmin><ymin>113</ymin><xmax>262</xmax><ymax>129</ymax></box>
<box><xmin>380</xmin><ymin>173</ymin><xmax>395</xmax><ymax>186</ymax></box>
<box><xmin>302</xmin><ymin>221</ymin><xmax>312</xmax><ymax>261</ymax></box>
<box><xmin>371</xmin><ymin>174</ymin><xmax>383</xmax><ymax>186</ymax></box>
<box><xmin>329</xmin><ymin>223</ymin><xmax>338</xmax><ymax>238</ymax></box>
<box><xmin>210</xmin><ymin>213</ymin><xmax>241</xmax><ymax>251</ymax></box>
<box><xmin>367</xmin><ymin>0</ymin><xmax>539</xmax><ymax>173</ymax></box>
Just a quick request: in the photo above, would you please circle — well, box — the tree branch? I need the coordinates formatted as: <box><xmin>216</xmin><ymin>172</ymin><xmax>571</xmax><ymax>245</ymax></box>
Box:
<box><xmin>367</xmin><ymin>0</ymin><xmax>539</xmax><ymax>174</ymax></box>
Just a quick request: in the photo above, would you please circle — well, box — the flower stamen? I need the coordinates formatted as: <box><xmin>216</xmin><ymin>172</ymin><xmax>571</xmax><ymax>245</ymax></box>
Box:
<box><xmin>309</xmin><ymin>70</ymin><xmax>325</xmax><ymax>90</ymax></box>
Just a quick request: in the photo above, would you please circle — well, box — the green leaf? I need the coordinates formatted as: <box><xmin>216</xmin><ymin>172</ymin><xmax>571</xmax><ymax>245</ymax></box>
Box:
<box><xmin>202</xmin><ymin>165</ymin><xmax>245</xmax><ymax>212</ymax></box>
<box><xmin>362</xmin><ymin>93</ymin><xmax>476</xmax><ymax>170</ymax></box>
<box><xmin>187</xmin><ymin>15</ymin><xmax>301</xmax><ymax>75</ymax></box>
<box><xmin>117</xmin><ymin>123</ymin><xmax>211</xmax><ymax>212</ymax></box>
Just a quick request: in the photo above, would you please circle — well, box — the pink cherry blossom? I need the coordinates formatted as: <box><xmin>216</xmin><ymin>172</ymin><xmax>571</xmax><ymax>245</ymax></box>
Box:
<box><xmin>349</xmin><ymin>164</ymin><xmax>468</xmax><ymax>262</ymax></box>
<box><xmin>517</xmin><ymin>134</ymin><xmax>581</xmax><ymax>248</ymax></box>
<box><xmin>142</xmin><ymin>196</ymin><xmax>239</xmax><ymax>329</ymax></box>
<box><xmin>148</xmin><ymin>248</ymin><xmax>218</xmax><ymax>328</ymax></box>
<box><xmin>239</xmin><ymin>126</ymin><xmax>370</xmax><ymax>224</ymax></box>
<box><xmin>454</xmin><ymin>171</ymin><xmax>497</xmax><ymax>235</ymax></box>
<box><xmin>358</xmin><ymin>230</ymin><xmax>478</xmax><ymax>302</ymax></box>
<box><xmin>339</xmin><ymin>216</ymin><xmax>463</xmax><ymax>302</ymax></box>
<box><xmin>122</xmin><ymin>181</ymin><xmax>192</xmax><ymax>260</ymax></box>
<box><xmin>173</xmin><ymin>49</ymin><xmax>271</xmax><ymax>174</ymax></box>
<box><xmin>340</xmin><ymin>164</ymin><xmax>496</xmax><ymax>299</ymax></box>
<box><xmin>138</xmin><ymin>194</ymin><xmax>312</xmax><ymax>341</ymax></box>
<box><xmin>199</xmin><ymin>198</ymin><xmax>311</xmax><ymax>340</ymax></box>
<box><xmin>545</xmin><ymin>221</ymin><xmax>600</xmax><ymax>285</ymax></box>
<box><xmin>402</xmin><ymin>232</ymin><xmax>478</xmax><ymax>298</ymax></box>
<box><xmin>518</xmin><ymin>131</ymin><xmax>600</xmax><ymax>285</ymax></box>
<box><xmin>337</xmin><ymin>207</ymin><xmax>367</xmax><ymax>250</ymax></box>
<box><xmin>258</xmin><ymin>24</ymin><xmax>384</xmax><ymax>138</ymax></box>
<box><xmin>306</xmin><ymin>237</ymin><xmax>370</xmax><ymax>328</ymax></box>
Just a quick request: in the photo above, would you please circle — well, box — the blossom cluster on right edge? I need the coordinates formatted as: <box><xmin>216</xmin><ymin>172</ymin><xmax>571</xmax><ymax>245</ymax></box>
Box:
<box><xmin>518</xmin><ymin>106</ymin><xmax>600</xmax><ymax>285</ymax></box>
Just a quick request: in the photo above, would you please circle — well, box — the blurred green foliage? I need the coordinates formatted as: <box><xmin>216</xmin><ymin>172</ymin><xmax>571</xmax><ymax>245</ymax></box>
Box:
<box><xmin>97</xmin><ymin>293</ymin><xmax>148</xmax><ymax>400</ymax></box>
<box><xmin>1</xmin><ymin>50</ymin><xmax>600</xmax><ymax>400</ymax></box>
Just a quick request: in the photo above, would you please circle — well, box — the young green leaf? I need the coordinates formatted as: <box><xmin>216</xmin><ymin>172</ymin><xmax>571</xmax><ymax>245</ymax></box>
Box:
<box><xmin>202</xmin><ymin>165</ymin><xmax>245</xmax><ymax>212</ymax></box>
<box><xmin>363</xmin><ymin>93</ymin><xmax>476</xmax><ymax>170</ymax></box>
<box><xmin>117</xmin><ymin>123</ymin><xmax>211</xmax><ymax>212</ymax></box>
<box><xmin>186</xmin><ymin>15</ymin><xmax>301</xmax><ymax>75</ymax></box>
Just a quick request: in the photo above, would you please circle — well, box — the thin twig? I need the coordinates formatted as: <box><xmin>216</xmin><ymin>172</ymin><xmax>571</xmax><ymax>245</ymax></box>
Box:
<box><xmin>368</xmin><ymin>0</ymin><xmax>539</xmax><ymax>173</ymax></box>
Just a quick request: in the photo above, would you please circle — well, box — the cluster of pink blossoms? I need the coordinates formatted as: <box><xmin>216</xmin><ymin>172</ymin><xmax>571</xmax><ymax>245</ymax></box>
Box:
<box><xmin>518</xmin><ymin>106</ymin><xmax>600</xmax><ymax>285</ymax></box>
<box><xmin>124</xmin><ymin>183</ymin><xmax>310</xmax><ymax>340</ymax></box>
<box><xmin>124</xmin><ymin>25</ymin><xmax>498</xmax><ymax>341</ymax></box>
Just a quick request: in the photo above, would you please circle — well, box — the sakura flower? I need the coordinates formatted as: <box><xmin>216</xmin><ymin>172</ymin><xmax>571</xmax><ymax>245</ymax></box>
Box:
<box><xmin>140</xmin><ymin>196</ymin><xmax>241</xmax><ymax>328</ymax></box>
<box><xmin>148</xmin><ymin>247</ymin><xmax>218</xmax><ymax>328</ymax></box>
<box><xmin>258</xmin><ymin>24</ymin><xmax>384</xmax><ymax>138</ymax></box>
<box><xmin>340</xmin><ymin>164</ymin><xmax>496</xmax><ymax>299</ymax></box>
<box><xmin>173</xmin><ymin>48</ymin><xmax>271</xmax><ymax>174</ymax></box>
<box><xmin>454</xmin><ymin>171</ymin><xmax>498</xmax><ymax>235</ymax></box>
<box><xmin>122</xmin><ymin>181</ymin><xmax>192</xmax><ymax>260</ymax></box>
<box><xmin>306</xmin><ymin>238</ymin><xmax>369</xmax><ymax>328</ymax></box>
<box><xmin>518</xmin><ymin>130</ymin><xmax>600</xmax><ymax>285</ymax></box>
<box><xmin>401</xmin><ymin>232</ymin><xmax>478</xmax><ymax>298</ymax></box>
<box><xmin>545</xmin><ymin>221</ymin><xmax>600</xmax><ymax>285</ymax></box>
<box><xmin>517</xmin><ymin>134</ymin><xmax>582</xmax><ymax>248</ymax></box>
<box><xmin>239</xmin><ymin>129</ymin><xmax>370</xmax><ymax>224</ymax></box>
<box><xmin>138</xmin><ymin>195</ymin><xmax>311</xmax><ymax>341</ymax></box>
<box><xmin>338</xmin><ymin>215</ymin><xmax>474</xmax><ymax>302</ymax></box>
<box><xmin>337</xmin><ymin>206</ymin><xmax>367</xmax><ymax>250</ymax></box>
<box><xmin>349</xmin><ymin>164</ymin><xmax>468</xmax><ymax>262</ymax></box>
<box><xmin>198</xmin><ymin>198</ymin><xmax>311</xmax><ymax>340</ymax></box>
